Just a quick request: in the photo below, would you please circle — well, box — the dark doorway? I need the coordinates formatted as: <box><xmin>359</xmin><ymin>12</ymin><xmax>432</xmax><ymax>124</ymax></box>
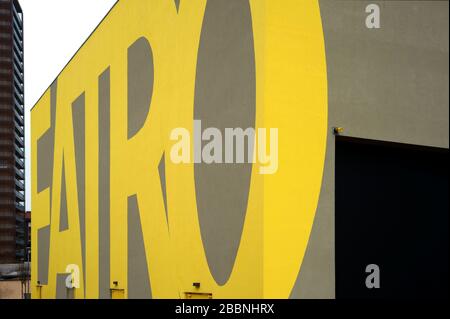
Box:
<box><xmin>335</xmin><ymin>137</ymin><xmax>449</xmax><ymax>299</ymax></box>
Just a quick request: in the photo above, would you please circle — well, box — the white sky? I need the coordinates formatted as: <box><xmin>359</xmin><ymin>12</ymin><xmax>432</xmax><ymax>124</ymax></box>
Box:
<box><xmin>20</xmin><ymin>0</ymin><xmax>117</xmax><ymax>210</ymax></box>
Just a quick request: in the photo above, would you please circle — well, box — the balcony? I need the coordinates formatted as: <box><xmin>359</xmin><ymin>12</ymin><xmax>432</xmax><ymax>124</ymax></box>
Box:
<box><xmin>14</xmin><ymin>143</ymin><xmax>24</xmax><ymax>158</ymax></box>
<box><xmin>15</xmin><ymin>203</ymin><xmax>25</xmax><ymax>212</ymax></box>
<box><xmin>16</xmin><ymin>192</ymin><xmax>25</xmax><ymax>205</ymax></box>
<box><xmin>13</xmin><ymin>40</ymin><xmax>22</xmax><ymax>59</ymax></box>
<box><xmin>15</xmin><ymin>190</ymin><xmax>24</xmax><ymax>201</ymax></box>
<box><xmin>12</xmin><ymin>3</ymin><xmax>22</xmax><ymax>27</ymax></box>
<box><xmin>15</xmin><ymin>156</ymin><xmax>24</xmax><ymax>169</ymax></box>
<box><xmin>15</xmin><ymin>251</ymin><xmax>25</xmax><ymax>259</ymax></box>
<box><xmin>12</xmin><ymin>28</ymin><xmax>22</xmax><ymax>47</ymax></box>
<box><xmin>15</xmin><ymin>179</ymin><xmax>25</xmax><ymax>190</ymax></box>
<box><xmin>13</xmin><ymin>89</ymin><xmax>23</xmax><ymax>104</ymax></box>
<box><xmin>13</xmin><ymin>62</ymin><xmax>23</xmax><ymax>81</ymax></box>
<box><xmin>15</xmin><ymin>166</ymin><xmax>24</xmax><ymax>180</ymax></box>
<box><xmin>13</xmin><ymin>51</ymin><xmax>23</xmax><ymax>71</ymax></box>
<box><xmin>14</xmin><ymin>108</ymin><xmax>23</xmax><ymax>126</ymax></box>
<box><xmin>14</xmin><ymin>97</ymin><xmax>24</xmax><ymax>115</ymax></box>
<box><xmin>14</xmin><ymin>172</ymin><xmax>25</xmax><ymax>185</ymax></box>
<box><xmin>14</xmin><ymin>120</ymin><xmax>23</xmax><ymax>136</ymax></box>
<box><xmin>15</xmin><ymin>131</ymin><xmax>24</xmax><ymax>147</ymax></box>
<box><xmin>12</xmin><ymin>16</ymin><xmax>22</xmax><ymax>37</ymax></box>
<box><xmin>15</xmin><ymin>238</ymin><xmax>25</xmax><ymax>247</ymax></box>
<box><xmin>13</xmin><ymin>73</ymin><xmax>23</xmax><ymax>93</ymax></box>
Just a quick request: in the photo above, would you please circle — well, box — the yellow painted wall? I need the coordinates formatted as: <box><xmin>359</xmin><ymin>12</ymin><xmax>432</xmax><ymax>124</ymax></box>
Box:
<box><xmin>31</xmin><ymin>0</ymin><xmax>327</xmax><ymax>299</ymax></box>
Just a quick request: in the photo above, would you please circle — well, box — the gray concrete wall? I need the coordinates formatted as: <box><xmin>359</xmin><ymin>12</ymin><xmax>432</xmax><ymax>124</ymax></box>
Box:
<box><xmin>291</xmin><ymin>0</ymin><xmax>449</xmax><ymax>299</ymax></box>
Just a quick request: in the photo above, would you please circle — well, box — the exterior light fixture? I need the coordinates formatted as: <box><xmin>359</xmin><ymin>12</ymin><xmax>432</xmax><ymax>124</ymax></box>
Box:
<box><xmin>333</xmin><ymin>127</ymin><xmax>344</xmax><ymax>135</ymax></box>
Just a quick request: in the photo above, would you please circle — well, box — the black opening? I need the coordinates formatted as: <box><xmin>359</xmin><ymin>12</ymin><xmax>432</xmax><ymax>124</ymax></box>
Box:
<box><xmin>335</xmin><ymin>137</ymin><xmax>449</xmax><ymax>299</ymax></box>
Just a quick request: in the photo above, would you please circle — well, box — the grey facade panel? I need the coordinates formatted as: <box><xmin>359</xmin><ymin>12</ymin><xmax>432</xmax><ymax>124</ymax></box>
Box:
<box><xmin>127</xmin><ymin>195</ymin><xmax>152</xmax><ymax>299</ymax></box>
<box><xmin>98</xmin><ymin>68</ymin><xmax>111</xmax><ymax>299</ymax></box>
<box><xmin>193</xmin><ymin>0</ymin><xmax>256</xmax><ymax>286</ymax></box>
<box><xmin>292</xmin><ymin>0</ymin><xmax>449</xmax><ymax>299</ymax></box>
